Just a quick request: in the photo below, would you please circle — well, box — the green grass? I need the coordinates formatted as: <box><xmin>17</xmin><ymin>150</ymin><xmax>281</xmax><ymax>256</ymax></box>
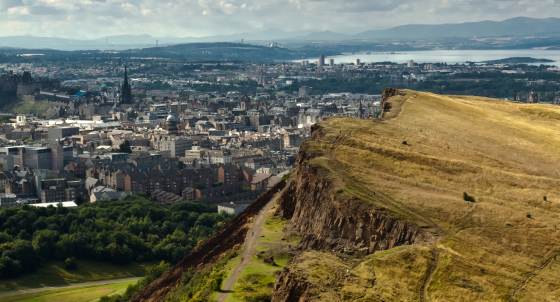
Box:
<box><xmin>0</xmin><ymin>279</ymin><xmax>138</xmax><ymax>302</ymax></box>
<box><xmin>228</xmin><ymin>204</ymin><xmax>294</xmax><ymax>302</ymax></box>
<box><xmin>10</xmin><ymin>101</ymin><xmax>65</xmax><ymax>118</ymax></box>
<box><xmin>0</xmin><ymin>260</ymin><xmax>154</xmax><ymax>292</ymax></box>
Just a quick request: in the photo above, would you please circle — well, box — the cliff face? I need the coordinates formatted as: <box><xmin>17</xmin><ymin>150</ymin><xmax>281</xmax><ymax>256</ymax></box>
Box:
<box><xmin>272</xmin><ymin>122</ymin><xmax>423</xmax><ymax>301</ymax></box>
<box><xmin>275</xmin><ymin>123</ymin><xmax>422</xmax><ymax>255</ymax></box>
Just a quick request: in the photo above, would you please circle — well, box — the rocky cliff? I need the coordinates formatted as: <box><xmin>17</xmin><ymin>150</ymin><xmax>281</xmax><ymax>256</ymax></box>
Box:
<box><xmin>271</xmin><ymin>120</ymin><xmax>424</xmax><ymax>301</ymax></box>
<box><xmin>276</xmin><ymin>122</ymin><xmax>422</xmax><ymax>255</ymax></box>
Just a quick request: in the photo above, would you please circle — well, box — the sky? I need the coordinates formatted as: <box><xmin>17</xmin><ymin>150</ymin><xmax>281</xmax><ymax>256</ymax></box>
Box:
<box><xmin>0</xmin><ymin>0</ymin><xmax>558</xmax><ymax>39</ymax></box>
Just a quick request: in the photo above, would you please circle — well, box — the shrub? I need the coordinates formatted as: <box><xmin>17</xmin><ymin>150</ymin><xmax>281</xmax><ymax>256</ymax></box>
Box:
<box><xmin>544</xmin><ymin>196</ymin><xmax>547</xmax><ymax>201</ymax></box>
<box><xmin>527</xmin><ymin>213</ymin><xmax>532</xmax><ymax>219</ymax></box>
<box><xmin>246</xmin><ymin>294</ymin><xmax>272</xmax><ymax>302</ymax></box>
<box><xmin>64</xmin><ymin>257</ymin><xmax>77</xmax><ymax>270</ymax></box>
<box><xmin>463</xmin><ymin>192</ymin><xmax>475</xmax><ymax>202</ymax></box>
<box><xmin>281</xmin><ymin>171</ymin><xmax>295</xmax><ymax>181</ymax></box>
<box><xmin>402</xmin><ymin>141</ymin><xmax>407</xmax><ymax>145</ymax></box>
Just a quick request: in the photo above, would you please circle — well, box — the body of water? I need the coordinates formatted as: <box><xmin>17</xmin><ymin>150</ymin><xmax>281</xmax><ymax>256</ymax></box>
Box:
<box><xmin>297</xmin><ymin>49</ymin><xmax>560</xmax><ymax>66</ymax></box>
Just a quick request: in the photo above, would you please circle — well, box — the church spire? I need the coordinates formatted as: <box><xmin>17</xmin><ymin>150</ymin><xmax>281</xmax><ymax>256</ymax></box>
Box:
<box><xmin>121</xmin><ymin>64</ymin><xmax>132</xmax><ymax>104</ymax></box>
<box><xmin>124</xmin><ymin>65</ymin><xmax>128</xmax><ymax>83</ymax></box>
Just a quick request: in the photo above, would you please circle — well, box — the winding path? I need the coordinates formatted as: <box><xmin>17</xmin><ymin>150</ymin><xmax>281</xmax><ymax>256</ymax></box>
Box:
<box><xmin>216</xmin><ymin>192</ymin><xmax>280</xmax><ymax>302</ymax></box>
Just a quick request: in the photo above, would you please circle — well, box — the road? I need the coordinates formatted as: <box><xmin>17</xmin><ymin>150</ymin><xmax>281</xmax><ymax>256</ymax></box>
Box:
<box><xmin>0</xmin><ymin>276</ymin><xmax>142</xmax><ymax>297</ymax></box>
<box><xmin>216</xmin><ymin>193</ymin><xmax>279</xmax><ymax>302</ymax></box>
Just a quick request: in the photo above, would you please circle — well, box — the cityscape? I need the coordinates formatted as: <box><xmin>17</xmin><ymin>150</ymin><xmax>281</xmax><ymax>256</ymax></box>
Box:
<box><xmin>3</xmin><ymin>6</ymin><xmax>560</xmax><ymax>302</ymax></box>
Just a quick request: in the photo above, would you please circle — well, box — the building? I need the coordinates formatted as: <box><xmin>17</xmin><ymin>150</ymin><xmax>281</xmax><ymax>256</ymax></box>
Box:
<box><xmin>40</xmin><ymin>178</ymin><xmax>67</xmax><ymax>203</ymax></box>
<box><xmin>407</xmin><ymin>60</ymin><xmax>415</xmax><ymax>68</ymax></box>
<box><xmin>528</xmin><ymin>90</ymin><xmax>538</xmax><ymax>104</ymax></box>
<box><xmin>48</xmin><ymin>127</ymin><xmax>79</xmax><ymax>140</ymax></box>
<box><xmin>203</xmin><ymin>150</ymin><xmax>232</xmax><ymax>165</ymax></box>
<box><xmin>23</xmin><ymin>147</ymin><xmax>52</xmax><ymax>170</ymax></box>
<box><xmin>217</xmin><ymin>201</ymin><xmax>250</xmax><ymax>215</ymax></box>
<box><xmin>244</xmin><ymin>156</ymin><xmax>274</xmax><ymax>170</ymax></box>
<box><xmin>29</xmin><ymin>201</ymin><xmax>78</xmax><ymax>208</ymax></box>
<box><xmin>91</xmin><ymin>191</ymin><xmax>133</xmax><ymax>202</ymax></box>
<box><xmin>103</xmin><ymin>153</ymin><xmax>130</xmax><ymax>163</ymax></box>
<box><xmin>329</xmin><ymin>58</ymin><xmax>335</xmax><ymax>66</ymax></box>
<box><xmin>159</xmin><ymin>137</ymin><xmax>192</xmax><ymax>158</ymax></box>
<box><xmin>0</xmin><ymin>193</ymin><xmax>17</xmax><ymax>208</ymax></box>
<box><xmin>165</xmin><ymin>114</ymin><xmax>179</xmax><ymax>135</ymax></box>
<box><xmin>354</xmin><ymin>59</ymin><xmax>361</xmax><ymax>66</ymax></box>
<box><xmin>0</xmin><ymin>155</ymin><xmax>14</xmax><ymax>171</ymax></box>
<box><xmin>299</xmin><ymin>86</ymin><xmax>313</xmax><ymax>96</ymax></box>
<box><xmin>317</xmin><ymin>55</ymin><xmax>325</xmax><ymax>67</ymax></box>
<box><xmin>120</xmin><ymin>66</ymin><xmax>132</xmax><ymax>104</ymax></box>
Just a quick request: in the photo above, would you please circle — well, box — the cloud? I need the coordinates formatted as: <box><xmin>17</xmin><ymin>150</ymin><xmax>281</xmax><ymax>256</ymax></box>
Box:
<box><xmin>28</xmin><ymin>4</ymin><xmax>66</xmax><ymax>15</ymax></box>
<box><xmin>1</xmin><ymin>0</ymin><xmax>560</xmax><ymax>39</ymax></box>
<box><xmin>0</xmin><ymin>0</ymin><xmax>24</xmax><ymax>11</ymax></box>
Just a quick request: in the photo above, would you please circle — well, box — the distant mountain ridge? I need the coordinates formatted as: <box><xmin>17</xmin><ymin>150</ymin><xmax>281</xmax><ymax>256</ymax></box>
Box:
<box><xmin>2</xmin><ymin>17</ymin><xmax>560</xmax><ymax>50</ymax></box>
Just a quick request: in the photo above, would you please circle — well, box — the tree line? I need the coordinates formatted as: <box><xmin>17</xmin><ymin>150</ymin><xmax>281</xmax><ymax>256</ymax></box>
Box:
<box><xmin>0</xmin><ymin>194</ymin><xmax>234</xmax><ymax>279</ymax></box>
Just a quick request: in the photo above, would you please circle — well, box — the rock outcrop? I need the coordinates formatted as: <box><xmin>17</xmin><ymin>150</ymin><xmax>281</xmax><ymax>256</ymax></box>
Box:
<box><xmin>272</xmin><ymin>121</ymin><xmax>423</xmax><ymax>301</ymax></box>
<box><xmin>275</xmin><ymin>123</ymin><xmax>422</xmax><ymax>255</ymax></box>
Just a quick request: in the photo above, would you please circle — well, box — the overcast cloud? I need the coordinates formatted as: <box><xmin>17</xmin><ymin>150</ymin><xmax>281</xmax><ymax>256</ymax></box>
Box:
<box><xmin>0</xmin><ymin>0</ymin><xmax>559</xmax><ymax>38</ymax></box>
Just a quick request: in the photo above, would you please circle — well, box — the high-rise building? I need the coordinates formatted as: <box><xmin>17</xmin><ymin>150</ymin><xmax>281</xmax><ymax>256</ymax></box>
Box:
<box><xmin>318</xmin><ymin>55</ymin><xmax>325</xmax><ymax>67</ymax></box>
<box><xmin>120</xmin><ymin>66</ymin><xmax>132</xmax><ymax>104</ymax></box>
<box><xmin>354</xmin><ymin>59</ymin><xmax>361</xmax><ymax>66</ymax></box>
<box><xmin>407</xmin><ymin>60</ymin><xmax>415</xmax><ymax>68</ymax></box>
<box><xmin>329</xmin><ymin>59</ymin><xmax>335</xmax><ymax>66</ymax></box>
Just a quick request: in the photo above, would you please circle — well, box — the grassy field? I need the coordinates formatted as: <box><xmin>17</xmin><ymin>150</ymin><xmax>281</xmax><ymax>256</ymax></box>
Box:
<box><xmin>0</xmin><ymin>260</ymin><xmax>154</xmax><ymax>292</ymax></box>
<box><xmin>221</xmin><ymin>202</ymin><xmax>294</xmax><ymax>302</ymax></box>
<box><xmin>292</xmin><ymin>90</ymin><xmax>560</xmax><ymax>301</ymax></box>
<box><xmin>9</xmin><ymin>100</ymin><xmax>65</xmax><ymax>117</ymax></box>
<box><xmin>0</xmin><ymin>279</ymin><xmax>138</xmax><ymax>302</ymax></box>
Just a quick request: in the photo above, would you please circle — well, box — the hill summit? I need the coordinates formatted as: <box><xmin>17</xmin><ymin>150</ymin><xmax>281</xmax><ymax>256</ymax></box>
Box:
<box><xmin>133</xmin><ymin>89</ymin><xmax>560</xmax><ymax>301</ymax></box>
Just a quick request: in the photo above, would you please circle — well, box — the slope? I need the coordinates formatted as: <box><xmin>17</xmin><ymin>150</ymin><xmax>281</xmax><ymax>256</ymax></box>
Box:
<box><xmin>271</xmin><ymin>89</ymin><xmax>560</xmax><ymax>301</ymax></box>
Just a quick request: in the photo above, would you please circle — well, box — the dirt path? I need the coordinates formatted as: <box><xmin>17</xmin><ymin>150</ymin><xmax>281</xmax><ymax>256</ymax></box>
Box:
<box><xmin>507</xmin><ymin>250</ymin><xmax>560</xmax><ymax>301</ymax></box>
<box><xmin>0</xmin><ymin>277</ymin><xmax>141</xmax><ymax>297</ymax></box>
<box><xmin>216</xmin><ymin>193</ymin><xmax>279</xmax><ymax>302</ymax></box>
<box><xmin>421</xmin><ymin>245</ymin><xmax>440</xmax><ymax>302</ymax></box>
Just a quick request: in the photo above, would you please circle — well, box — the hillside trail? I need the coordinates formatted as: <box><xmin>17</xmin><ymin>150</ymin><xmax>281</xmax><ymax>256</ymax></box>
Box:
<box><xmin>216</xmin><ymin>192</ymin><xmax>280</xmax><ymax>302</ymax></box>
<box><xmin>420</xmin><ymin>243</ymin><xmax>440</xmax><ymax>302</ymax></box>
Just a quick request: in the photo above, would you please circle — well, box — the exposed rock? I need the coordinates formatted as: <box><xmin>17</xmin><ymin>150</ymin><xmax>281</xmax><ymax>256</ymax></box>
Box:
<box><xmin>275</xmin><ymin>123</ymin><xmax>422</xmax><ymax>255</ymax></box>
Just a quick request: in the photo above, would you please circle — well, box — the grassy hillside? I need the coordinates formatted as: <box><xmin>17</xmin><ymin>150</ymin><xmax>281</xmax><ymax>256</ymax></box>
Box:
<box><xmin>299</xmin><ymin>90</ymin><xmax>560</xmax><ymax>301</ymax></box>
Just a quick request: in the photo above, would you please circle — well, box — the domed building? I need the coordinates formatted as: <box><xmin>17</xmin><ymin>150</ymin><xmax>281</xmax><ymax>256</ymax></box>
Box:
<box><xmin>165</xmin><ymin>114</ymin><xmax>179</xmax><ymax>135</ymax></box>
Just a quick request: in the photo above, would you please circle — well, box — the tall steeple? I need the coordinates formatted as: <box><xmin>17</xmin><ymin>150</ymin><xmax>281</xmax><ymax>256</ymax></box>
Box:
<box><xmin>359</xmin><ymin>99</ymin><xmax>363</xmax><ymax>119</ymax></box>
<box><xmin>124</xmin><ymin>65</ymin><xmax>128</xmax><ymax>84</ymax></box>
<box><xmin>120</xmin><ymin>65</ymin><xmax>132</xmax><ymax>104</ymax></box>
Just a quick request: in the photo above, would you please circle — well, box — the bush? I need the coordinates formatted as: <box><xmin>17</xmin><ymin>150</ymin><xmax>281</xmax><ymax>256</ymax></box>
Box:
<box><xmin>64</xmin><ymin>257</ymin><xmax>77</xmax><ymax>270</ymax></box>
<box><xmin>246</xmin><ymin>294</ymin><xmax>272</xmax><ymax>302</ymax></box>
<box><xmin>527</xmin><ymin>213</ymin><xmax>532</xmax><ymax>219</ymax></box>
<box><xmin>544</xmin><ymin>196</ymin><xmax>547</xmax><ymax>201</ymax></box>
<box><xmin>463</xmin><ymin>192</ymin><xmax>475</xmax><ymax>202</ymax></box>
<box><xmin>402</xmin><ymin>141</ymin><xmax>407</xmax><ymax>145</ymax></box>
<box><xmin>281</xmin><ymin>171</ymin><xmax>295</xmax><ymax>181</ymax></box>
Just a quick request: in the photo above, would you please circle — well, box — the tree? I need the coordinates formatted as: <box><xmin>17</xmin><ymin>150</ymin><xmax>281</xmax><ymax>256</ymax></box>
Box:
<box><xmin>119</xmin><ymin>140</ymin><xmax>132</xmax><ymax>154</ymax></box>
<box><xmin>64</xmin><ymin>257</ymin><xmax>77</xmax><ymax>270</ymax></box>
<box><xmin>196</xmin><ymin>182</ymin><xmax>206</xmax><ymax>190</ymax></box>
<box><xmin>178</xmin><ymin>161</ymin><xmax>185</xmax><ymax>169</ymax></box>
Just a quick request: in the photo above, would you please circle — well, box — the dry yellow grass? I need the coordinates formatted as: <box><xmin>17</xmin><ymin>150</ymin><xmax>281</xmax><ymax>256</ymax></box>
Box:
<box><xmin>303</xmin><ymin>90</ymin><xmax>560</xmax><ymax>301</ymax></box>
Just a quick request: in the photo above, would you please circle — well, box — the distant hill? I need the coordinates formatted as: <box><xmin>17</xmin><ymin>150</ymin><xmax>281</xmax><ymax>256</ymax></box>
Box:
<box><xmin>4</xmin><ymin>17</ymin><xmax>560</xmax><ymax>50</ymax></box>
<box><xmin>0</xmin><ymin>42</ymin><xmax>340</xmax><ymax>62</ymax></box>
<box><xmin>289</xmin><ymin>17</ymin><xmax>560</xmax><ymax>41</ymax></box>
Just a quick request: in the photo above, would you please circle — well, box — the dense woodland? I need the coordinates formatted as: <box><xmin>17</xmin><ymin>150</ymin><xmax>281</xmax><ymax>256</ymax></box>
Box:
<box><xmin>0</xmin><ymin>194</ymin><xmax>234</xmax><ymax>279</ymax></box>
